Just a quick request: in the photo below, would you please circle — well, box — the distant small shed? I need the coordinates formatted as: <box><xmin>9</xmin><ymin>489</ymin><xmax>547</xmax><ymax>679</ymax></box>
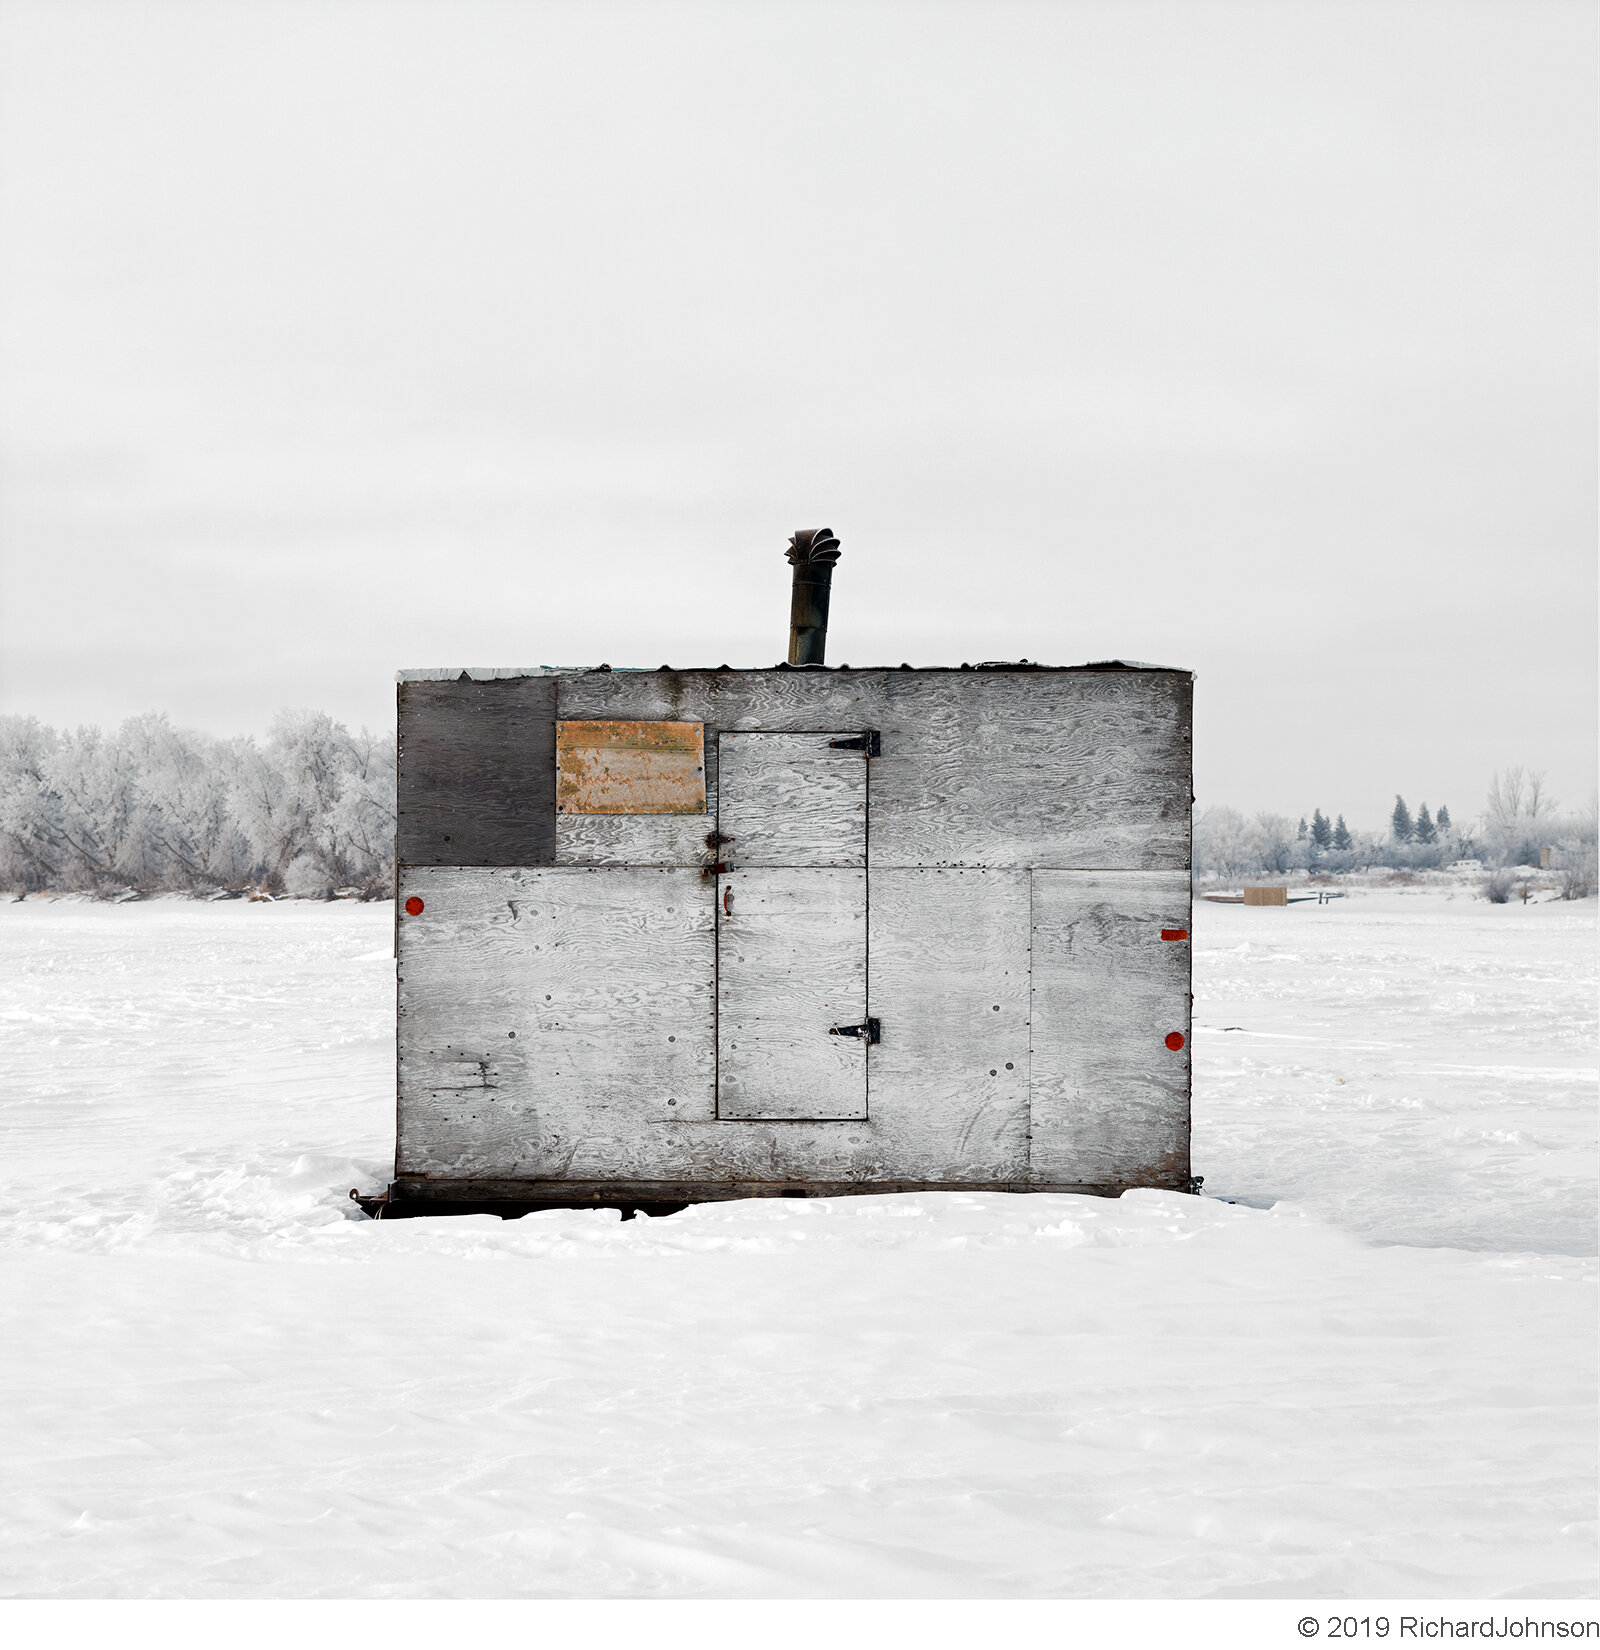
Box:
<box><xmin>379</xmin><ymin>533</ymin><xmax>1195</xmax><ymax>1215</ymax></box>
<box><xmin>1242</xmin><ymin>886</ymin><xmax>1289</xmax><ymax>906</ymax></box>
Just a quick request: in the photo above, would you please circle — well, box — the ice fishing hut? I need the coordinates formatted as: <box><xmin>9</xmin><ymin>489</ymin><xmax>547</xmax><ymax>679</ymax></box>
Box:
<box><xmin>378</xmin><ymin>530</ymin><xmax>1193</xmax><ymax>1216</ymax></box>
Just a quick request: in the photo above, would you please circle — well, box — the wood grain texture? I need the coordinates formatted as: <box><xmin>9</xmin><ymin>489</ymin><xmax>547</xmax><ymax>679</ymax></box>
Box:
<box><xmin>554</xmin><ymin>668</ymin><xmax>1190</xmax><ymax>870</ymax></box>
<box><xmin>864</xmin><ymin>674</ymin><xmax>1190</xmax><ymax>870</ymax></box>
<box><xmin>555</xmin><ymin>814</ymin><xmax>718</xmax><ymax>868</ymax></box>
<box><xmin>1028</xmin><ymin>869</ymin><xmax>1192</xmax><ymax>1189</ymax></box>
<box><xmin>717</xmin><ymin>867</ymin><xmax>868</xmax><ymax>1120</ymax></box>
<box><xmin>717</xmin><ymin>732</ymin><xmax>867</xmax><ymax>866</ymax></box>
<box><xmin>864</xmin><ymin>869</ymin><xmax>1031</xmax><ymax>1178</ymax></box>
<box><xmin>397</xmin><ymin>676</ymin><xmax>557</xmax><ymax>867</ymax></box>
<box><xmin>396</xmin><ymin>867</ymin><xmax>717</xmax><ymax>1179</ymax></box>
<box><xmin>555</xmin><ymin>720</ymin><xmax>706</xmax><ymax>815</ymax></box>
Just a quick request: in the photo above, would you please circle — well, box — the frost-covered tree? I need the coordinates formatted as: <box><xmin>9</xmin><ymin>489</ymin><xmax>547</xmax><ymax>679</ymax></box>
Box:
<box><xmin>1311</xmin><ymin>808</ymin><xmax>1332</xmax><ymax>849</ymax></box>
<box><xmin>1550</xmin><ymin>797</ymin><xmax>1598</xmax><ymax>900</ymax></box>
<box><xmin>0</xmin><ymin>717</ymin><xmax>68</xmax><ymax>889</ymax></box>
<box><xmin>1254</xmin><ymin>813</ymin><xmax>1297</xmax><ymax>874</ymax></box>
<box><xmin>39</xmin><ymin>724</ymin><xmax>147</xmax><ymax>886</ymax></box>
<box><xmin>1332</xmin><ymin>814</ymin><xmax>1353</xmax><ymax>851</ymax></box>
<box><xmin>259</xmin><ymin>711</ymin><xmax>396</xmax><ymax>893</ymax></box>
<box><xmin>0</xmin><ymin>710</ymin><xmax>394</xmax><ymax>896</ymax></box>
<box><xmin>1484</xmin><ymin>767</ymin><xmax>1555</xmax><ymax>867</ymax></box>
<box><xmin>116</xmin><ymin>714</ymin><xmax>264</xmax><ymax>888</ymax></box>
<box><xmin>1414</xmin><ymin>803</ymin><xmax>1436</xmax><ymax>844</ymax></box>
<box><xmin>1194</xmin><ymin>806</ymin><xmax>1253</xmax><ymax>882</ymax></box>
<box><xmin>223</xmin><ymin>735</ymin><xmax>294</xmax><ymax>882</ymax></box>
<box><xmin>1436</xmin><ymin>803</ymin><xmax>1451</xmax><ymax>832</ymax></box>
<box><xmin>1391</xmin><ymin>795</ymin><xmax>1413</xmax><ymax>842</ymax></box>
<box><xmin>326</xmin><ymin>723</ymin><xmax>397</xmax><ymax>887</ymax></box>
<box><xmin>1297</xmin><ymin>816</ymin><xmax>1308</xmax><ymax>840</ymax></box>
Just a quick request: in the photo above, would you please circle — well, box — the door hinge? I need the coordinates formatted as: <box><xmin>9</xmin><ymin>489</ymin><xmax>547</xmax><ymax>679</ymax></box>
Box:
<box><xmin>829</xmin><ymin>1018</ymin><xmax>880</xmax><ymax>1044</ymax></box>
<box><xmin>828</xmin><ymin>731</ymin><xmax>881</xmax><ymax>756</ymax></box>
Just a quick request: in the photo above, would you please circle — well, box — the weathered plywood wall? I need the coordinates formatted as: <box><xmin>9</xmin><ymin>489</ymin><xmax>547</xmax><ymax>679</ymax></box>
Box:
<box><xmin>1029</xmin><ymin>870</ymin><xmax>1192</xmax><ymax>1187</ymax></box>
<box><xmin>397</xmin><ymin>867</ymin><xmax>717</xmax><ymax>1180</ymax></box>
<box><xmin>864</xmin><ymin>868</ymin><xmax>1031</xmax><ymax>1180</ymax></box>
<box><xmin>544</xmin><ymin>669</ymin><xmax>1190</xmax><ymax>871</ymax></box>
<box><xmin>394</xmin><ymin>666</ymin><xmax>1193</xmax><ymax>1198</ymax></box>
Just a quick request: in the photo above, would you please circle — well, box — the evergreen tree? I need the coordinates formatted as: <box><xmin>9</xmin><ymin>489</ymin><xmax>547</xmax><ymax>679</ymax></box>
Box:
<box><xmin>1311</xmin><ymin>808</ymin><xmax>1332</xmax><ymax>849</ymax></box>
<box><xmin>1436</xmin><ymin>803</ymin><xmax>1451</xmax><ymax>831</ymax></box>
<box><xmin>1391</xmin><ymin>795</ymin><xmax>1413</xmax><ymax>841</ymax></box>
<box><xmin>1332</xmin><ymin>814</ymin><xmax>1352</xmax><ymax>851</ymax></box>
<box><xmin>1414</xmin><ymin>802</ymin><xmax>1436</xmax><ymax>843</ymax></box>
<box><xmin>1297</xmin><ymin>816</ymin><xmax>1308</xmax><ymax>839</ymax></box>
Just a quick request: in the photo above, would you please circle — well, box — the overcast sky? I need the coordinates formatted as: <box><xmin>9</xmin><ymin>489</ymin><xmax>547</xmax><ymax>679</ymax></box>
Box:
<box><xmin>1</xmin><ymin>0</ymin><xmax>1593</xmax><ymax>827</ymax></box>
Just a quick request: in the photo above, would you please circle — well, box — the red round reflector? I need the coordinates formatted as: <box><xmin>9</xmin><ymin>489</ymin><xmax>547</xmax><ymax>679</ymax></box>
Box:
<box><xmin>1165</xmin><ymin>1031</ymin><xmax>1185</xmax><ymax>1051</ymax></box>
<box><xmin>404</xmin><ymin>896</ymin><xmax>424</xmax><ymax>916</ymax></box>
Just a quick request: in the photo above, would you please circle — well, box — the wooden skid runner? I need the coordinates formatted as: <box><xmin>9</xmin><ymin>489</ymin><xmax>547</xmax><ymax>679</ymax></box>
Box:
<box><xmin>361</xmin><ymin>1176</ymin><xmax>1149</xmax><ymax>1220</ymax></box>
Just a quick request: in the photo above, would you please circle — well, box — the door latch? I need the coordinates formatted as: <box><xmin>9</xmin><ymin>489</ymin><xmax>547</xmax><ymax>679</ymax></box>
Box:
<box><xmin>829</xmin><ymin>1018</ymin><xmax>880</xmax><ymax>1044</ymax></box>
<box><xmin>828</xmin><ymin>731</ymin><xmax>881</xmax><ymax>756</ymax></box>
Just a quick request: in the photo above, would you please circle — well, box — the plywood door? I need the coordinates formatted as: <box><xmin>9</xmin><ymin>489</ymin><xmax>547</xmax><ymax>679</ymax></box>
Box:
<box><xmin>716</xmin><ymin>731</ymin><xmax>867</xmax><ymax>866</ymax></box>
<box><xmin>716</xmin><ymin>733</ymin><xmax>870</xmax><ymax>1120</ymax></box>
<box><xmin>716</xmin><ymin>867</ymin><xmax>868</xmax><ymax>1120</ymax></box>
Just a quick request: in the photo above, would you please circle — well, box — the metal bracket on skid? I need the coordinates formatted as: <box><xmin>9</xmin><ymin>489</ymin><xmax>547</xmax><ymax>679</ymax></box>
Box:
<box><xmin>829</xmin><ymin>1018</ymin><xmax>881</xmax><ymax>1044</ymax></box>
<box><xmin>828</xmin><ymin>731</ymin><xmax>881</xmax><ymax>756</ymax></box>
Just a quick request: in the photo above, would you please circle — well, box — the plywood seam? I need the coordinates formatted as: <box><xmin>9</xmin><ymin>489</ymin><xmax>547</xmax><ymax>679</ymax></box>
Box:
<box><xmin>1025</xmin><ymin>865</ymin><xmax>1034</xmax><ymax>1176</ymax></box>
<box><xmin>713</xmin><ymin>831</ymin><xmax>722</xmax><ymax>1124</ymax></box>
<box><xmin>864</xmin><ymin>742</ymin><xmax>873</xmax><ymax>1122</ymax></box>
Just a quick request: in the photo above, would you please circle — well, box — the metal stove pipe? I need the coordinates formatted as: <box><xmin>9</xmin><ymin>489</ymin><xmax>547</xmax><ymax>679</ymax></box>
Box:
<box><xmin>785</xmin><ymin>528</ymin><xmax>841</xmax><ymax>666</ymax></box>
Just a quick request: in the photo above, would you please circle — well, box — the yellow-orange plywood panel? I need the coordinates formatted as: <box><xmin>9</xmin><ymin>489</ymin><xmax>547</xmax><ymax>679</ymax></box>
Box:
<box><xmin>556</xmin><ymin>721</ymin><xmax>706</xmax><ymax>815</ymax></box>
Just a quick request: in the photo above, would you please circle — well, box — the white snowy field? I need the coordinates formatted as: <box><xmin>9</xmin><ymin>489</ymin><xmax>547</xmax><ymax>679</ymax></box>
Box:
<box><xmin>0</xmin><ymin>889</ymin><xmax>1593</xmax><ymax>1599</ymax></box>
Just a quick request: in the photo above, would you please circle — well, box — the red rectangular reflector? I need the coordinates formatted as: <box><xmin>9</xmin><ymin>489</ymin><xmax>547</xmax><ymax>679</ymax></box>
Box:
<box><xmin>1161</xmin><ymin>928</ymin><xmax>1188</xmax><ymax>941</ymax></box>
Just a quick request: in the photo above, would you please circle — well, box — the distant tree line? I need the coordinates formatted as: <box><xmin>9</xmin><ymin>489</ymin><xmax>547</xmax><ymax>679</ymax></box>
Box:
<box><xmin>1196</xmin><ymin>766</ymin><xmax>1597</xmax><ymax>896</ymax></box>
<box><xmin>0</xmin><ymin>711</ymin><xmax>395</xmax><ymax>897</ymax></box>
<box><xmin>4</xmin><ymin>715</ymin><xmax>1593</xmax><ymax>905</ymax></box>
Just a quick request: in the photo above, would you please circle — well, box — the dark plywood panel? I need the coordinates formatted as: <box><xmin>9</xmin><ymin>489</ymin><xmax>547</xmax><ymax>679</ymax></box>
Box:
<box><xmin>397</xmin><ymin>676</ymin><xmax>557</xmax><ymax>867</ymax></box>
<box><xmin>1029</xmin><ymin>869</ymin><xmax>1192</xmax><ymax>1189</ymax></box>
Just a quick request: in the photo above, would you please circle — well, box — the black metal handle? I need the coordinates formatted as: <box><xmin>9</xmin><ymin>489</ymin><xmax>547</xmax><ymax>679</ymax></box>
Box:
<box><xmin>829</xmin><ymin>1018</ymin><xmax>880</xmax><ymax>1044</ymax></box>
<box><xmin>828</xmin><ymin>732</ymin><xmax>881</xmax><ymax>756</ymax></box>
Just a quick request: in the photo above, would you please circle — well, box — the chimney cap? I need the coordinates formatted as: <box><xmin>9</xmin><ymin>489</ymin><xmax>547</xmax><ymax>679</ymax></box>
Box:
<box><xmin>785</xmin><ymin>527</ymin><xmax>841</xmax><ymax>568</ymax></box>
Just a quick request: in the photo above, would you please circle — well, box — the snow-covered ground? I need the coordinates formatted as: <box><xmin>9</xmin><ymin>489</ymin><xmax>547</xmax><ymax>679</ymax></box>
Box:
<box><xmin>0</xmin><ymin>889</ymin><xmax>1593</xmax><ymax>1598</ymax></box>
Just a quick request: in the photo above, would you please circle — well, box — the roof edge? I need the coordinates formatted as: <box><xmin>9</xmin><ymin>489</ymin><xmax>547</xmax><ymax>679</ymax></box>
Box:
<box><xmin>397</xmin><ymin>659</ymin><xmax>1191</xmax><ymax>683</ymax></box>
